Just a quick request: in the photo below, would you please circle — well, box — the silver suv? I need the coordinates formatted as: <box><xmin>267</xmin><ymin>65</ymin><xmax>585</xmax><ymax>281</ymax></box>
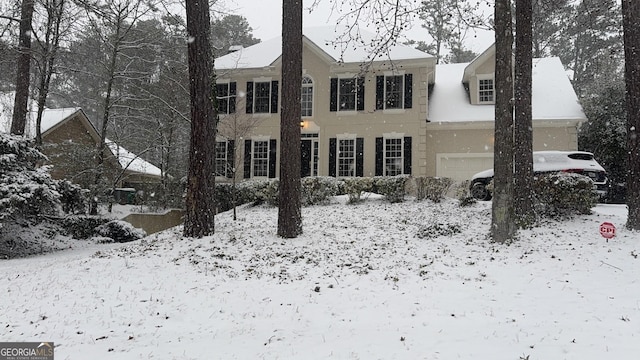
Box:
<box><xmin>470</xmin><ymin>151</ymin><xmax>609</xmax><ymax>201</ymax></box>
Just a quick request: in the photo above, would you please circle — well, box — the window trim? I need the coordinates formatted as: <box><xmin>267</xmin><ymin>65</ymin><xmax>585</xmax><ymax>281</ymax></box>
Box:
<box><xmin>382</xmin><ymin>134</ymin><xmax>404</xmax><ymax>176</ymax></box>
<box><xmin>301</xmin><ymin>75</ymin><xmax>314</xmax><ymax>118</ymax></box>
<box><xmin>251</xmin><ymin>137</ymin><xmax>270</xmax><ymax>178</ymax></box>
<box><xmin>215</xmin><ymin>80</ymin><xmax>236</xmax><ymax>115</ymax></box>
<box><xmin>477</xmin><ymin>75</ymin><xmax>495</xmax><ymax>104</ymax></box>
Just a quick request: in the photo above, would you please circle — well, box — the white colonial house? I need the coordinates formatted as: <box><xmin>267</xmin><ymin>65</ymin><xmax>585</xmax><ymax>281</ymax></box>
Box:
<box><xmin>211</xmin><ymin>28</ymin><xmax>585</xmax><ymax>182</ymax></box>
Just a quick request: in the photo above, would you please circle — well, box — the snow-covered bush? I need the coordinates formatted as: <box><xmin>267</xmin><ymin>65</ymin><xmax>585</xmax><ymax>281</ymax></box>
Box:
<box><xmin>301</xmin><ymin>176</ymin><xmax>339</xmax><ymax>205</ymax></box>
<box><xmin>533</xmin><ymin>173</ymin><xmax>598</xmax><ymax>218</ymax></box>
<box><xmin>0</xmin><ymin>134</ymin><xmax>61</xmax><ymax>226</ymax></box>
<box><xmin>237</xmin><ymin>179</ymin><xmax>279</xmax><ymax>206</ymax></box>
<box><xmin>214</xmin><ymin>183</ymin><xmax>245</xmax><ymax>213</ymax></box>
<box><xmin>95</xmin><ymin>220</ymin><xmax>146</xmax><ymax>243</ymax></box>
<box><xmin>60</xmin><ymin>216</ymin><xmax>109</xmax><ymax>239</ymax></box>
<box><xmin>373</xmin><ymin>175</ymin><xmax>409</xmax><ymax>203</ymax></box>
<box><xmin>414</xmin><ymin>176</ymin><xmax>453</xmax><ymax>203</ymax></box>
<box><xmin>56</xmin><ymin>179</ymin><xmax>88</xmax><ymax>214</ymax></box>
<box><xmin>342</xmin><ymin>177</ymin><xmax>374</xmax><ymax>204</ymax></box>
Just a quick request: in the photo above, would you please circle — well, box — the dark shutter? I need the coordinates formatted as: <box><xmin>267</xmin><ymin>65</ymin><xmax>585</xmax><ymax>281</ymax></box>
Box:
<box><xmin>268</xmin><ymin>139</ymin><xmax>277</xmax><ymax>178</ymax></box>
<box><xmin>329</xmin><ymin>138</ymin><xmax>336</xmax><ymax>177</ymax></box>
<box><xmin>376</xmin><ymin>75</ymin><xmax>384</xmax><ymax>110</ymax></box>
<box><xmin>244</xmin><ymin>140</ymin><xmax>252</xmax><ymax>178</ymax></box>
<box><xmin>330</xmin><ymin>78</ymin><xmax>338</xmax><ymax>112</ymax></box>
<box><xmin>356</xmin><ymin>137</ymin><xmax>364</xmax><ymax>177</ymax></box>
<box><xmin>246</xmin><ymin>81</ymin><xmax>253</xmax><ymax>114</ymax></box>
<box><xmin>375</xmin><ymin>137</ymin><xmax>383</xmax><ymax>176</ymax></box>
<box><xmin>404</xmin><ymin>74</ymin><xmax>413</xmax><ymax>109</ymax></box>
<box><xmin>357</xmin><ymin>77</ymin><xmax>365</xmax><ymax>111</ymax></box>
<box><xmin>227</xmin><ymin>140</ymin><xmax>235</xmax><ymax>178</ymax></box>
<box><xmin>270</xmin><ymin>81</ymin><xmax>279</xmax><ymax>113</ymax></box>
<box><xmin>229</xmin><ymin>82</ymin><xmax>237</xmax><ymax>114</ymax></box>
<box><xmin>403</xmin><ymin>136</ymin><xmax>412</xmax><ymax>175</ymax></box>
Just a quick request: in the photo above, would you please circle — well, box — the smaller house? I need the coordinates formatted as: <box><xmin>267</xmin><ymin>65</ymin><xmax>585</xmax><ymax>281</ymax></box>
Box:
<box><xmin>0</xmin><ymin>102</ymin><xmax>162</xmax><ymax>192</ymax></box>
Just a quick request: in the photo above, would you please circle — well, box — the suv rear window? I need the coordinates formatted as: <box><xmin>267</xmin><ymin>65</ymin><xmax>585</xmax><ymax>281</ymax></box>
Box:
<box><xmin>568</xmin><ymin>153</ymin><xmax>594</xmax><ymax>161</ymax></box>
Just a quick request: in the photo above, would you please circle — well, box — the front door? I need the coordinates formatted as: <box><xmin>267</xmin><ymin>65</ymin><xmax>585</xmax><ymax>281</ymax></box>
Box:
<box><xmin>300</xmin><ymin>136</ymin><xmax>319</xmax><ymax>177</ymax></box>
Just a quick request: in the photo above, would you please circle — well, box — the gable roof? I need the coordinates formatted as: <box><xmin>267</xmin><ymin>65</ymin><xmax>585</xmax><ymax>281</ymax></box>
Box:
<box><xmin>215</xmin><ymin>26</ymin><xmax>433</xmax><ymax>70</ymax></box>
<box><xmin>0</xmin><ymin>101</ymin><xmax>162</xmax><ymax>177</ymax></box>
<box><xmin>105</xmin><ymin>140</ymin><xmax>162</xmax><ymax>178</ymax></box>
<box><xmin>428</xmin><ymin>57</ymin><xmax>587</xmax><ymax>123</ymax></box>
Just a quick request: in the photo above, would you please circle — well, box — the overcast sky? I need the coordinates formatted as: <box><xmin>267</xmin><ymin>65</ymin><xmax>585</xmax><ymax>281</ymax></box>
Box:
<box><xmin>229</xmin><ymin>0</ymin><xmax>494</xmax><ymax>54</ymax></box>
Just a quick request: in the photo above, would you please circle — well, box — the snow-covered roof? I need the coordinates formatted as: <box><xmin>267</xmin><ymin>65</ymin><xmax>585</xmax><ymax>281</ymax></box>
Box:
<box><xmin>0</xmin><ymin>99</ymin><xmax>162</xmax><ymax>178</ymax></box>
<box><xmin>428</xmin><ymin>57</ymin><xmax>587</xmax><ymax>123</ymax></box>
<box><xmin>105</xmin><ymin>140</ymin><xmax>162</xmax><ymax>178</ymax></box>
<box><xmin>215</xmin><ymin>26</ymin><xmax>432</xmax><ymax>70</ymax></box>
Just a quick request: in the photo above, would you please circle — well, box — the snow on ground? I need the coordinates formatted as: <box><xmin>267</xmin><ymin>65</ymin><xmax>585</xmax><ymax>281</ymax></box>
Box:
<box><xmin>1</xmin><ymin>196</ymin><xmax>639</xmax><ymax>360</ymax></box>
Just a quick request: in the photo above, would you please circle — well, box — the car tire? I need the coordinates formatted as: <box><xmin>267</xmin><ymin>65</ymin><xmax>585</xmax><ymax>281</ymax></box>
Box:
<box><xmin>471</xmin><ymin>182</ymin><xmax>491</xmax><ymax>201</ymax></box>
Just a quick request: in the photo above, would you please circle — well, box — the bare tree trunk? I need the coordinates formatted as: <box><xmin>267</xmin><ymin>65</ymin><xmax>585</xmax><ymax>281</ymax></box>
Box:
<box><xmin>277</xmin><ymin>0</ymin><xmax>303</xmax><ymax>238</ymax></box>
<box><xmin>491</xmin><ymin>0</ymin><xmax>517</xmax><ymax>243</ymax></box>
<box><xmin>184</xmin><ymin>0</ymin><xmax>217</xmax><ymax>238</ymax></box>
<box><xmin>10</xmin><ymin>0</ymin><xmax>35</xmax><ymax>136</ymax></box>
<box><xmin>514</xmin><ymin>0</ymin><xmax>535</xmax><ymax>227</ymax></box>
<box><xmin>34</xmin><ymin>0</ymin><xmax>66</xmax><ymax>147</ymax></box>
<box><xmin>623</xmin><ymin>0</ymin><xmax>640</xmax><ymax>230</ymax></box>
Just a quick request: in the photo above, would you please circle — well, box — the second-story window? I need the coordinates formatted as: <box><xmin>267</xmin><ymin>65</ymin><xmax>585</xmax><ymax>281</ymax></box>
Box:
<box><xmin>246</xmin><ymin>80</ymin><xmax>279</xmax><ymax>114</ymax></box>
<box><xmin>216</xmin><ymin>82</ymin><xmax>236</xmax><ymax>114</ymax></box>
<box><xmin>376</xmin><ymin>73</ymin><xmax>413</xmax><ymax>110</ymax></box>
<box><xmin>254</xmin><ymin>82</ymin><xmax>271</xmax><ymax>113</ymax></box>
<box><xmin>329</xmin><ymin>76</ymin><xmax>365</xmax><ymax>112</ymax></box>
<box><xmin>301</xmin><ymin>76</ymin><xmax>313</xmax><ymax>117</ymax></box>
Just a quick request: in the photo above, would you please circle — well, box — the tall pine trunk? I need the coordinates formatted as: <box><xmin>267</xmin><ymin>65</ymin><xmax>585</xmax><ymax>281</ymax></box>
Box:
<box><xmin>514</xmin><ymin>0</ymin><xmax>534</xmax><ymax>227</ymax></box>
<box><xmin>184</xmin><ymin>0</ymin><xmax>217</xmax><ymax>238</ymax></box>
<box><xmin>277</xmin><ymin>0</ymin><xmax>303</xmax><ymax>238</ymax></box>
<box><xmin>623</xmin><ymin>0</ymin><xmax>640</xmax><ymax>230</ymax></box>
<box><xmin>491</xmin><ymin>0</ymin><xmax>517</xmax><ymax>243</ymax></box>
<box><xmin>10</xmin><ymin>0</ymin><xmax>35</xmax><ymax>136</ymax></box>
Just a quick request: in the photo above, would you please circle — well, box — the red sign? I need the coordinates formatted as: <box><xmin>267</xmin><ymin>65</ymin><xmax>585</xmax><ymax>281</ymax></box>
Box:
<box><xmin>600</xmin><ymin>222</ymin><xmax>616</xmax><ymax>239</ymax></box>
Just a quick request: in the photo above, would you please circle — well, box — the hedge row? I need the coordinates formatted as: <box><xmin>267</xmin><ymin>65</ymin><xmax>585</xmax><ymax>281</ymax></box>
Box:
<box><xmin>214</xmin><ymin>176</ymin><xmax>455</xmax><ymax>211</ymax></box>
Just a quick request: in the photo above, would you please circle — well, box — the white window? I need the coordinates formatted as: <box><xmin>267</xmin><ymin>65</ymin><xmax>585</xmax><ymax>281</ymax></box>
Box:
<box><xmin>252</xmin><ymin>140</ymin><xmax>269</xmax><ymax>177</ymax></box>
<box><xmin>216</xmin><ymin>82</ymin><xmax>235</xmax><ymax>114</ymax></box>
<box><xmin>384</xmin><ymin>75</ymin><xmax>404</xmax><ymax>109</ymax></box>
<box><xmin>301</xmin><ymin>76</ymin><xmax>313</xmax><ymax>117</ymax></box>
<box><xmin>338</xmin><ymin>78</ymin><xmax>357</xmax><ymax>111</ymax></box>
<box><xmin>215</xmin><ymin>141</ymin><xmax>229</xmax><ymax>177</ymax></box>
<box><xmin>478</xmin><ymin>78</ymin><xmax>494</xmax><ymax>103</ymax></box>
<box><xmin>254</xmin><ymin>81</ymin><xmax>271</xmax><ymax>113</ymax></box>
<box><xmin>338</xmin><ymin>138</ymin><xmax>356</xmax><ymax>177</ymax></box>
<box><xmin>384</xmin><ymin>137</ymin><xmax>403</xmax><ymax>176</ymax></box>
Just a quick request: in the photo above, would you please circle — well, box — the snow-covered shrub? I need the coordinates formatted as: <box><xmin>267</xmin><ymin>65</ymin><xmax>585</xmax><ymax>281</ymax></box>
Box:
<box><xmin>451</xmin><ymin>180</ymin><xmax>476</xmax><ymax>207</ymax></box>
<box><xmin>373</xmin><ymin>175</ymin><xmax>409</xmax><ymax>203</ymax></box>
<box><xmin>95</xmin><ymin>220</ymin><xmax>146</xmax><ymax>243</ymax></box>
<box><xmin>60</xmin><ymin>216</ymin><xmax>109</xmax><ymax>239</ymax></box>
<box><xmin>416</xmin><ymin>222</ymin><xmax>462</xmax><ymax>239</ymax></box>
<box><xmin>214</xmin><ymin>182</ymin><xmax>241</xmax><ymax>212</ymax></box>
<box><xmin>342</xmin><ymin>177</ymin><xmax>373</xmax><ymax>204</ymax></box>
<box><xmin>301</xmin><ymin>176</ymin><xmax>339</xmax><ymax>205</ymax></box>
<box><xmin>56</xmin><ymin>179</ymin><xmax>88</xmax><ymax>214</ymax></box>
<box><xmin>0</xmin><ymin>134</ymin><xmax>61</xmax><ymax>225</ymax></box>
<box><xmin>238</xmin><ymin>179</ymin><xmax>279</xmax><ymax>206</ymax></box>
<box><xmin>414</xmin><ymin>176</ymin><xmax>453</xmax><ymax>202</ymax></box>
<box><xmin>533</xmin><ymin>173</ymin><xmax>598</xmax><ymax>218</ymax></box>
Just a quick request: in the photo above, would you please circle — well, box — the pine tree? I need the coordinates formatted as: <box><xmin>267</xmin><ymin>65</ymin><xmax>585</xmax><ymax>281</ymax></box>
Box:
<box><xmin>277</xmin><ymin>0</ymin><xmax>303</xmax><ymax>238</ymax></box>
<box><xmin>183</xmin><ymin>0</ymin><xmax>217</xmax><ymax>237</ymax></box>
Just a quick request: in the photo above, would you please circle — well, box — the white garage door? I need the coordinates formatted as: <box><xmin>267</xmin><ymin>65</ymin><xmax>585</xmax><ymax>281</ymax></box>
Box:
<box><xmin>436</xmin><ymin>153</ymin><xmax>494</xmax><ymax>181</ymax></box>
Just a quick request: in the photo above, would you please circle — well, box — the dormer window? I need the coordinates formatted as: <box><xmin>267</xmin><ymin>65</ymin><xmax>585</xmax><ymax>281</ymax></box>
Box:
<box><xmin>478</xmin><ymin>78</ymin><xmax>494</xmax><ymax>103</ymax></box>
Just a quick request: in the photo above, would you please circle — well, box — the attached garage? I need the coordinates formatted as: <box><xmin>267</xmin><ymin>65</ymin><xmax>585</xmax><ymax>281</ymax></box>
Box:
<box><xmin>436</xmin><ymin>153</ymin><xmax>493</xmax><ymax>181</ymax></box>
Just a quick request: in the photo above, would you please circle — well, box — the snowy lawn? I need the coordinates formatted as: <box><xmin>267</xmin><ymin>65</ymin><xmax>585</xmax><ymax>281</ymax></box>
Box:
<box><xmin>1</xmin><ymin>195</ymin><xmax>639</xmax><ymax>359</ymax></box>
